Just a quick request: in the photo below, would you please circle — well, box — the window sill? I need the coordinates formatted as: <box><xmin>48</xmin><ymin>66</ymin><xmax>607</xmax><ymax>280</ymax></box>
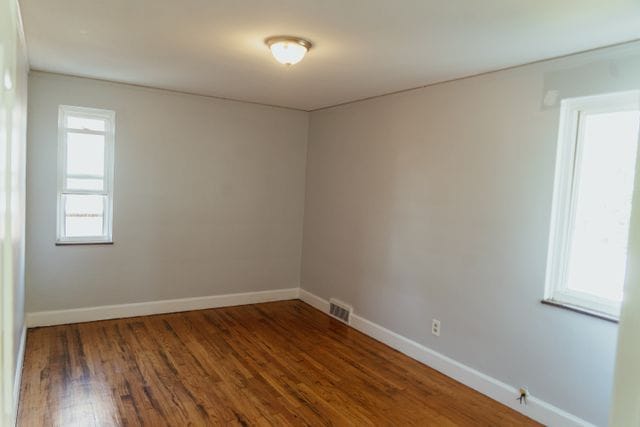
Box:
<box><xmin>55</xmin><ymin>241</ymin><xmax>114</xmax><ymax>246</ymax></box>
<box><xmin>541</xmin><ymin>299</ymin><xmax>619</xmax><ymax>323</ymax></box>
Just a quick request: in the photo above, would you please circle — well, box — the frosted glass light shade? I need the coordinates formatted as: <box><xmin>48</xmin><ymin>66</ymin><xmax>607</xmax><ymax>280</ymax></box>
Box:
<box><xmin>265</xmin><ymin>36</ymin><xmax>312</xmax><ymax>66</ymax></box>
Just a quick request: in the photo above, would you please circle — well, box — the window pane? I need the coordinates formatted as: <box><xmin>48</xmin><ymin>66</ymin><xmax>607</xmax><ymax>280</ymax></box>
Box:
<box><xmin>63</xmin><ymin>194</ymin><xmax>105</xmax><ymax>237</ymax></box>
<box><xmin>565</xmin><ymin>110</ymin><xmax>640</xmax><ymax>301</ymax></box>
<box><xmin>66</xmin><ymin>132</ymin><xmax>105</xmax><ymax>176</ymax></box>
<box><xmin>66</xmin><ymin>115</ymin><xmax>106</xmax><ymax>131</ymax></box>
<box><xmin>66</xmin><ymin>178</ymin><xmax>104</xmax><ymax>191</ymax></box>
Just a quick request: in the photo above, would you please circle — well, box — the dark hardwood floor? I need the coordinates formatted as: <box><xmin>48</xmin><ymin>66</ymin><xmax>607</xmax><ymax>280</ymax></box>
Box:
<box><xmin>17</xmin><ymin>300</ymin><xmax>540</xmax><ymax>426</ymax></box>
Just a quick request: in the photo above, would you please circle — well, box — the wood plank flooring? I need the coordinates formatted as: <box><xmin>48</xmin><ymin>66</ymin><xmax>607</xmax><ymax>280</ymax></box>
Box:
<box><xmin>18</xmin><ymin>300</ymin><xmax>540</xmax><ymax>426</ymax></box>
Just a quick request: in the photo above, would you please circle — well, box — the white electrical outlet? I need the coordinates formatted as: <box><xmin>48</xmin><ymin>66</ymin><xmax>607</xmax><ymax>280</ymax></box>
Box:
<box><xmin>431</xmin><ymin>319</ymin><xmax>441</xmax><ymax>336</ymax></box>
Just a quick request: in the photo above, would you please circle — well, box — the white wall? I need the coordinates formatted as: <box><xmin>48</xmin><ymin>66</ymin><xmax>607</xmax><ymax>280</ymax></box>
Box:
<box><xmin>26</xmin><ymin>72</ymin><xmax>308</xmax><ymax>312</ymax></box>
<box><xmin>11</xmin><ymin>6</ymin><xmax>28</xmax><ymax>393</ymax></box>
<box><xmin>301</xmin><ymin>41</ymin><xmax>640</xmax><ymax>426</ymax></box>
<box><xmin>0</xmin><ymin>0</ymin><xmax>28</xmax><ymax>424</ymax></box>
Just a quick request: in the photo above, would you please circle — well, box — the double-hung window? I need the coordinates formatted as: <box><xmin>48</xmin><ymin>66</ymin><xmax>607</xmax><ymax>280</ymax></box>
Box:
<box><xmin>57</xmin><ymin>105</ymin><xmax>115</xmax><ymax>244</ymax></box>
<box><xmin>544</xmin><ymin>91</ymin><xmax>640</xmax><ymax>320</ymax></box>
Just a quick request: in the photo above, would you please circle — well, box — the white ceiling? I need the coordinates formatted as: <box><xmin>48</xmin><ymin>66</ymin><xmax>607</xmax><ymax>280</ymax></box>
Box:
<box><xmin>20</xmin><ymin>0</ymin><xmax>640</xmax><ymax>111</ymax></box>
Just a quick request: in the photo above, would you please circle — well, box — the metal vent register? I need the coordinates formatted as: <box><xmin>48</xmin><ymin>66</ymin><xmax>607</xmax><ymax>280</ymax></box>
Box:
<box><xmin>329</xmin><ymin>299</ymin><xmax>352</xmax><ymax>324</ymax></box>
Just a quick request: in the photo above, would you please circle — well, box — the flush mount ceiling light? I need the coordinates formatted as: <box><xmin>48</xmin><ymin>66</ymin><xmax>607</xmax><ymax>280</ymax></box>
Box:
<box><xmin>265</xmin><ymin>36</ymin><xmax>312</xmax><ymax>66</ymax></box>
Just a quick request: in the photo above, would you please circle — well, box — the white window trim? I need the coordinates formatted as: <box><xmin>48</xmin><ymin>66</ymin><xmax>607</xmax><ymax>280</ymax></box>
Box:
<box><xmin>544</xmin><ymin>91</ymin><xmax>640</xmax><ymax>320</ymax></box>
<box><xmin>544</xmin><ymin>90</ymin><xmax>640</xmax><ymax>320</ymax></box>
<box><xmin>56</xmin><ymin>105</ymin><xmax>115</xmax><ymax>244</ymax></box>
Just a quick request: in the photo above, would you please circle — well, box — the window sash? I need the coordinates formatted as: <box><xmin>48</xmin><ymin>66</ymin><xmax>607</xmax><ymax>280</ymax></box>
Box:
<box><xmin>544</xmin><ymin>91</ymin><xmax>640</xmax><ymax>318</ymax></box>
<box><xmin>57</xmin><ymin>105</ymin><xmax>115</xmax><ymax>244</ymax></box>
<box><xmin>61</xmin><ymin>127</ymin><xmax>107</xmax><ymax>136</ymax></box>
<box><xmin>60</xmin><ymin>130</ymin><xmax>109</xmax><ymax>195</ymax></box>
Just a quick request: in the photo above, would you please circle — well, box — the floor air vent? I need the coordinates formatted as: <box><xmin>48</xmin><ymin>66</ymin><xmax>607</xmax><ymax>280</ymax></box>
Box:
<box><xmin>329</xmin><ymin>299</ymin><xmax>352</xmax><ymax>324</ymax></box>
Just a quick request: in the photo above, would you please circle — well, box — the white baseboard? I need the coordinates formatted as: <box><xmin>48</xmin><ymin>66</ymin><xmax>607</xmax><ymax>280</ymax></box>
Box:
<box><xmin>12</xmin><ymin>325</ymin><xmax>26</xmax><ymax>425</ymax></box>
<box><xmin>299</xmin><ymin>289</ymin><xmax>330</xmax><ymax>313</ymax></box>
<box><xmin>26</xmin><ymin>288</ymin><xmax>300</xmax><ymax>327</ymax></box>
<box><xmin>299</xmin><ymin>288</ymin><xmax>593</xmax><ymax>427</ymax></box>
